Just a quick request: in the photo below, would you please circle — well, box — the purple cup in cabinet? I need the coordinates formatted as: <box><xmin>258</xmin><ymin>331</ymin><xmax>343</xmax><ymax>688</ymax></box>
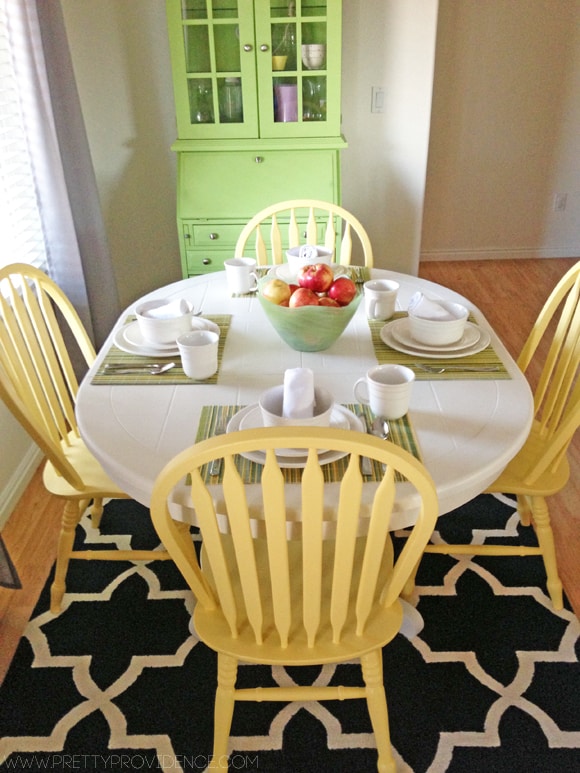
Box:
<box><xmin>274</xmin><ymin>84</ymin><xmax>298</xmax><ymax>122</ymax></box>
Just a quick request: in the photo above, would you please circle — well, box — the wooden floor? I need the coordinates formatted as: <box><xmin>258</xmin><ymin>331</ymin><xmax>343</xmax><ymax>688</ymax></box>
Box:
<box><xmin>1</xmin><ymin>258</ymin><xmax>578</xmax><ymax>687</ymax></box>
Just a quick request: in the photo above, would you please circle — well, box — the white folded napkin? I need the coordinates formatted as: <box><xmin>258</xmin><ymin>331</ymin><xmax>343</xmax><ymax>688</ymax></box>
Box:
<box><xmin>408</xmin><ymin>292</ymin><xmax>455</xmax><ymax>321</ymax></box>
<box><xmin>298</xmin><ymin>245</ymin><xmax>319</xmax><ymax>261</ymax></box>
<box><xmin>141</xmin><ymin>299</ymin><xmax>191</xmax><ymax>319</ymax></box>
<box><xmin>282</xmin><ymin>367</ymin><xmax>315</xmax><ymax>418</ymax></box>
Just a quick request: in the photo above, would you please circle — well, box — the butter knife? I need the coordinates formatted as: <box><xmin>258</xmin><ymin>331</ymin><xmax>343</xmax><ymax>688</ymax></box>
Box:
<box><xmin>208</xmin><ymin>417</ymin><xmax>227</xmax><ymax>476</ymax></box>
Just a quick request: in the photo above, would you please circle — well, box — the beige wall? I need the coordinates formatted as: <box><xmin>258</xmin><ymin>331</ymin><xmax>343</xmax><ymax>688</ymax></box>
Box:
<box><xmin>422</xmin><ymin>0</ymin><xmax>580</xmax><ymax>261</ymax></box>
<box><xmin>341</xmin><ymin>0</ymin><xmax>439</xmax><ymax>272</ymax></box>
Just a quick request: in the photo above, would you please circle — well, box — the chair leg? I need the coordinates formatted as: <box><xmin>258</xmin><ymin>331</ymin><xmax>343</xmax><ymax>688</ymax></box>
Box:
<box><xmin>209</xmin><ymin>652</ymin><xmax>238</xmax><ymax>769</ymax></box>
<box><xmin>50</xmin><ymin>499</ymin><xmax>83</xmax><ymax>614</ymax></box>
<box><xmin>88</xmin><ymin>497</ymin><xmax>104</xmax><ymax>528</ymax></box>
<box><xmin>361</xmin><ymin>649</ymin><xmax>396</xmax><ymax>773</ymax></box>
<box><xmin>530</xmin><ymin>495</ymin><xmax>564</xmax><ymax>610</ymax></box>
<box><xmin>516</xmin><ymin>494</ymin><xmax>532</xmax><ymax>527</ymax></box>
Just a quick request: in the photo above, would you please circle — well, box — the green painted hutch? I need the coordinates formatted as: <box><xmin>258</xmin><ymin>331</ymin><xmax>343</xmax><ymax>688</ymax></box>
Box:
<box><xmin>166</xmin><ymin>0</ymin><xmax>346</xmax><ymax>276</ymax></box>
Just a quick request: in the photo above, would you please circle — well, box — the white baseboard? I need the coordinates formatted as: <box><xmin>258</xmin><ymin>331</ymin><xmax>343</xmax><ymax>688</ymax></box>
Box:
<box><xmin>420</xmin><ymin>248</ymin><xmax>579</xmax><ymax>262</ymax></box>
<box><xmin>0</xmin><ymin>446</ymin><xmax>43</xmax><ymax>529</ymax></box>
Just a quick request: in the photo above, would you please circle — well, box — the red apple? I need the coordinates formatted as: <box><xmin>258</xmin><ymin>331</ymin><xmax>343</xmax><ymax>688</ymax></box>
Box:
<box><xmin>297</xmin><ymin>263</ymin><xmax>334</xmax><ymax>293</ymax></box>
<box><xmin>318</xmin><ymin>296</ymin><xmax>340</xmax><ymax>307</ymax></box>
<box><xmin>288</xmin><ymin>283</ymin><xmax>299</xmax><ymax>295</ymax></box>
<box><xmin>289</xmin><ymin>287</ymin><xmax>320</xmax><ymax>307</ymax></box>
<box><xmin>327</xmin><ymin>277</ymin><xmax>357</xmax><ymax>306</ymax></box>
<box><xmin>262</xmin><ymin>278</ymin><xmax>292</xmax><ymax>305</ymax></box>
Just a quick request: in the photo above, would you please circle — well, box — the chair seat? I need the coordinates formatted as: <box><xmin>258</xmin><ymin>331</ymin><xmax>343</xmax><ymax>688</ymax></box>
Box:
<box><xmin>195</xmin><ymin>534</ymin><xmax>402</xmax><ymax>665</ymax></box>
<box><xmin>42</xmin><ymin>432</ymin><xmax>128</xmax><ymax>499</ymax></box>
<box><xmin>487</xmin><ymin>421</ymin><xmax>570</xmax><ymax>497</ymax></box>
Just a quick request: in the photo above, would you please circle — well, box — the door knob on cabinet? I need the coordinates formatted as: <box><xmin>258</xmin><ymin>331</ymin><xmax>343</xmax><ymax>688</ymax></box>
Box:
<box><xmin>243</xmin><ymin>44</ymin><xmax>253</xmax><ymax>52</ymax></box>
<box><xmin>209</xmin><ymin>233</ymin><xmax>218</xmax><ymax>240</ymax></box>
<box><xmin>255</xmin><ymin>156</ymin><xmax>264</xmax><ymax>164</ymax></box>
<box><xmin>260</xmin><ymin>44</ymin><xmax>269</xmax><ymax>52</ymax></box>
<box><xmin>202</xmin><ymin>258</ymin><xmax>211</xmax><ymax>265</ymax></box>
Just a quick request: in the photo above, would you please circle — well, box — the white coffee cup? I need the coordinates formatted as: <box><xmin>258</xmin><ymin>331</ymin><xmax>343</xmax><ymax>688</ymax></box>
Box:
<box><xmin>353</xmin><ymin>364</ymin><xmax>415</xmax><ymax>420</ymax></box>
<box><xmin>224</xmin><ymin>258</ymin><xmax>258</xmax><ymax>294</ymax></box>
<box><xmin>177</xmin><ymin>330</ymin><xmax>219</xmax><ymax>380</ymax></box>
<box><xmin>364</xmin><ymin>279</ymin><xmax>399</xmax><ymax>320</ymax></box>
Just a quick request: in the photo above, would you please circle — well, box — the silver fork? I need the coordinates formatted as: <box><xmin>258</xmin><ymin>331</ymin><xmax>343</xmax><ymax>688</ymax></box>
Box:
<box><xmin>413</xmin><ymin>363</ymin><xmax>500</xmax><ymax>374</ymax></box>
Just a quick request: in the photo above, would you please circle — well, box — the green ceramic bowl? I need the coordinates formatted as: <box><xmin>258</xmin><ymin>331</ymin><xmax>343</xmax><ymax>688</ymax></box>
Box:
<box><xmin>257</xmin><ymin>278</ymin><xmax>362</xmax><ymax>352</ymax></box>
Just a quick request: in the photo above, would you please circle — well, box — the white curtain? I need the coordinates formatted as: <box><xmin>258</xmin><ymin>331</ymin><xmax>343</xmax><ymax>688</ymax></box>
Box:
<box><xmin>1</xmin><ymin>0</ymin><xmax>120</xmax><ymax>347</ymax></box>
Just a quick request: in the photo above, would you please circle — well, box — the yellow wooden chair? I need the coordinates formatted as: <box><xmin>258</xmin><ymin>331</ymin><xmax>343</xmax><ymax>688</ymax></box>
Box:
<box><xmin>234</xmin><ymin>199</ymin><xmax>374</xmax><ymax>267</ymax></box>
<box><xmin>150</xmin><ymin>426</ymin><xmax>438</xmax><ymax>771</ymax></box>
<box><xmin>408</xmin><ymin>261</ymin><xmax>580</xmax><ymax>610</ymax></box>
<box><xmin>0</xmin><ymin>264</ymin><xmax>172</xmax><ymax>613</ymax></box>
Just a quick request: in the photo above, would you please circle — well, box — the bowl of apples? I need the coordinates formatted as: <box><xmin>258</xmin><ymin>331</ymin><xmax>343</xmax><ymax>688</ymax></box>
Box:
<box><xmin>257</xmin><ymin>263</ymin><xmax>361</xmax><ymax>352</ymax></box>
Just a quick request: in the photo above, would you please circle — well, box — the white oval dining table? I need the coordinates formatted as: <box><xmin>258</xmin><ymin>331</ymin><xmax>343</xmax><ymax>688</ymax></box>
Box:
<box><xmin>76</xmin><ymin>269</ymin><xmax>534</xmax><ymax>531</ymax></box>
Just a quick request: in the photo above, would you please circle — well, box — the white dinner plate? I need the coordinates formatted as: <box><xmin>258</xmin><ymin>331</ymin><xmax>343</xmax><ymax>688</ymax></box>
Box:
<box><xmin>114</xmin><ymin>322</ymin><xmax>180</xmax><ymax>357</ymax></box>
<box><xmin>226</xmin><ymin>404</ymin><xmax>364</xmax><ymax>467</ymax></box>
<box><xmin>380</xmin><ymin>319</ymin><xmax>491</xmax><ymax>359</ymax></box>
<box><xmin>390</xmin><ymin>318</ymin><xmax>481</xmax><ymax>352</ymax></box>
<box><xmin>114</xmin><ymin>317</ymin><xmax>220</xmax><ymax>358</ymax></box>
<box><xmin>123</xmin><ymin>321</ymin><xmax>178</xmax><ymax>351</ymax></box>
<box><xmin>267</xmin><ymin>263</ymin><xmax>350</xmax><ymax>284</ymax></box>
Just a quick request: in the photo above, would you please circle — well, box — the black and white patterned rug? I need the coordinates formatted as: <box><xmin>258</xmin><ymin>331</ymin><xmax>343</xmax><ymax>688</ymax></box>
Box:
<box><xmin>0</xmin><ymin>494</ymin><xmax>579</xmax><ymax>772</ymax></box>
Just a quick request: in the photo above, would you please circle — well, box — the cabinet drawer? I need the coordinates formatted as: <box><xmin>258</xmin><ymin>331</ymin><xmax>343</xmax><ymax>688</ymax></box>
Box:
<box><xmin>178</xmin><ymin>150</ymin><xmax>338</xmax><ymax>219</ymax></box>
<box><xmin>183</xmin><ymin>223</ymin><xmax>243</xmax><ymax>248</ymax></box>
<box><xmin>184</xmin><ymin>251</ymin><xmax>230</xmax><ymax>275</ymax></box>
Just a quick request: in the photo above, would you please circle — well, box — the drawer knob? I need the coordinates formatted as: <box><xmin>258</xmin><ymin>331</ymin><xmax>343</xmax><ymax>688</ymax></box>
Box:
<box><xmin>255</xmin><ymin>156</ymin><xmax>264</xmax><ymax>164</ymax></box>
<box><xmin>260</xmin><ymin>44</ymin><xmax>269</xmax><ymax>52</ymax></box>
<box><xmin>243</xmin><ymin>44</ymin><xmax>253</xmax><ymax>52</ymax></box>
<box><xmin>209</xmin><ymin>233</ymin><xmax>218</xmax><ymax>240</ymax></box>
<box><xmin>202</xmin><ymin>258</ymin><xmax>211</xmax><ymax>265</ymax></box>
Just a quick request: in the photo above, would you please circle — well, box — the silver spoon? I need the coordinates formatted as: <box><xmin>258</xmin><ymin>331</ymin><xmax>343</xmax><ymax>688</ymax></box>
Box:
<box><xmin>414</xmin><ymin>363</ymin><xmax>500</xmax><ymax>374</ymax></box>
<box><xmin>371</xmin><ymin>416</ymin><xmax>390</xmax><ymax>439</ymax></box>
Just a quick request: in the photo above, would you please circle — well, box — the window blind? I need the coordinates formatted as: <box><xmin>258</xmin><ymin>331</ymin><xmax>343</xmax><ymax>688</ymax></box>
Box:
<box><xmin>0</xmin><ymin>1</ymin><xmax>48</xmax><ymax>272</ymax></box>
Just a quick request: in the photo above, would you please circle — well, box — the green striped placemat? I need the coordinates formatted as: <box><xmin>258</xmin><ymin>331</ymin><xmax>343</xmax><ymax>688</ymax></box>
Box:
<box><xmin>194</xmin><ymin>403</ymin><xmax>421</xmax><ymax>484</ymax></box>
<box><xmin>369</xmin><ymin>312</ymin><xmax>510</xmax><ymax>380</ymax></box>
<box><xmin>349</xmin><ymin>265</ymin><xmax>371</xmax><ymax>284</ymax></box>
<box><xmin>91</xmin><ymin>315</ymin><xmax>231</xmax><ymax>385</ymax></box>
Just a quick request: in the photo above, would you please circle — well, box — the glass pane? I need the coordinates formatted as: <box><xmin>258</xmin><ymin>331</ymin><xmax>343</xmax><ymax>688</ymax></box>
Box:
<box><xmin>184</xmin><ymin>26</ymin><xmax>211</xmax><ymax>73</ymax></box>
<box><xmin>212</xmin><ymin>0</ymin><xmax>239</xmax><ymax>19</ymax></box>
<box><xmin>218</xmin><ymin>77</ymin><xmax>244</xmax><ymax>123</ymax></box>
<box><xmin>301</xmin><ymin>1</ymin><xmax>328</xmax><ymax>18</ymax></box>
<box><xmin>273</xmin><ymin>78</ymin><xmax>298</xmax><ymax>123</ymax></box>
<box><xmin>301</xmin><ymin>38</ymin><xmax>326</xmax><ymax>71</ymax></box>
<box><xmin>270</xmin><ymin>0</ymin><xmax>295</xmax><ymax>19</ymax></box>
<box><xmin>302</xmin><ymin>76</ymin><xmax>326</xmax><ymax>121</ymax></box>
<box><xmin>214</xmin><ymin>25</ymin><xmax>241</xmax><ymax>72</ymax></box>
<box><xmin>302</xmin><ymin>21</ymin><xmax>326</xmax><ymax>46</ymax></box>
<box><xmin>188</xmin><ymin>79</ymin><xmax>215</xmax><ymax>123</ymax></box>
<box><xmin>181</xmin><ymin>0</ymin><xmax>208</xmax><ymax>21</ymax></box>
<box><xmin>271</xmin><ymin>21</ymin><xmax>296</xmax><ymax>70</ymax></box>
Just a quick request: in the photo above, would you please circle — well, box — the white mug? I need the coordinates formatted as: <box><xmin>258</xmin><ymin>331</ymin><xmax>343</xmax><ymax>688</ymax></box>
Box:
<box><xmin>353</xmin><ymin>364</ymin><xmax>415</xmax><ymax>419</ymax></box>
<box><xmin>364</xmin><ymin>279</ymin><xmax>399</xmax><ymax>321</ymax></box>
<box><xmin>224</xmin><ymin>258</ymin><xmax>258</xmax><ymax>294</ymax></box>
<box><xmin>177</xmin><ymin>330</ymin><xmax>219</xmax><ymax>380</ymax></box>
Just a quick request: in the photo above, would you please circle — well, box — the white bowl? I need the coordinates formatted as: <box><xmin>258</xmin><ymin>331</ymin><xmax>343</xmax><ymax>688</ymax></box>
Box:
<box><xmin>302</xmin><ymin>44</ymin><xmax>326</xmax><ymax>69</ymax></box>
<box><xmin>286</xmin><ymin>245</ymin><xmax>333</xmax><ymax>274</ymax></box>
<box><xmin>408</xmin><ymin>301</ymin><xmax>469</xmax><ymax>346</ymax></box>
<box><xmin>135</xmin><ymin>299</ymin><xmax>194</xmax><ymax>345</ymax></box>
<box><xmin>259</xmin><ymin>385</ymin><xmax>334</xmax><ymax>428</ymax></box>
